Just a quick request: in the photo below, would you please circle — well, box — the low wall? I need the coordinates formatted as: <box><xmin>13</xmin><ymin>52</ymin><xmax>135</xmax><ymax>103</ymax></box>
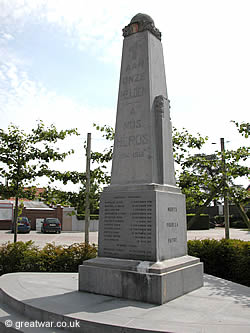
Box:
<box><xmin>72</xmin><ymin>218</ymin><xmax>99</xmax><ymax>232</ymax></box>
<box><xmin>62</xmin><ymin>207</ymin><xmax>99</xmax><ymax>232</ymax></box>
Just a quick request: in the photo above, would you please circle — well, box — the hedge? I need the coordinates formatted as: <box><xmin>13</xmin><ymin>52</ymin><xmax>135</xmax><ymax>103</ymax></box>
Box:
<box><xmin>1</xmin><ymin>239</ymin><xmax>249</xmax><ymax>288</ymax></box>
<box><xmin>211</xmin><ymin>215</ymin><xmax>249</xmax><ymax>228</ymax></box>
<box><xmin>188</xmin><ymin>238</ymin><xmax>250</xmax><ymax>287</ymax></box>
<box><xmin>0</xmin><ymin>241</ymin><xmax>97</xmax><ymax>276</ymax></box>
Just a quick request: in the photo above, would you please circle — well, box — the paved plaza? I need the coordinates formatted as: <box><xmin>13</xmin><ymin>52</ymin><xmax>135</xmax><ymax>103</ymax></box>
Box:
<box><xmin>1</xmin><ymin>272</ymin><xmax>250</xmax><ymax>333</ymax></box>
<box><xmin>0</xmin><ymin>227</ymin><xmax>249</xmax><ymax>332</ymax></box>
<box><xmin>0</xmin><ymin>228</ymin><xmax>249</xmax><ymax>248</ymax></box>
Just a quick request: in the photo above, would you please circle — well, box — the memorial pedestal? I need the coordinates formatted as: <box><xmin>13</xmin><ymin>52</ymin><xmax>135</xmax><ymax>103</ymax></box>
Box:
<box><xmin>79</xmin><ymin>256</ymin><xmax>203</xmax><ymax>305</ymax></box>
<box><xmin>98</xmin><ymin>184</ymin><xmax>188</xmax><ymax>261</ymax></box>
<box><xmin>79</xmin><ymin>13</ymin><xmax>203</xmax><ymax>304</ymax></box>
<box><xmin>79</xmin><ymin>185</ymin><xmax>203</xmax><ymax>304</ymax></box>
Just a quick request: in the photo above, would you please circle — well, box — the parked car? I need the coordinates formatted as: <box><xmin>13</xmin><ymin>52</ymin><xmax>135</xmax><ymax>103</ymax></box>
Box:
<box><xmin>41</xmin><ymin>218</ymin><xmax>61</xmax><ymax>234</ymax></box>
<box><xmin>11</xmin><ymin>217</ymin><xmax>31</xmax><ymax>233</ymax></box>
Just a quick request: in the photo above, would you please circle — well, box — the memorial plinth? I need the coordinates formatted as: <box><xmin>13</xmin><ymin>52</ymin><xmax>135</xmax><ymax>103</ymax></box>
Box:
<box><xmin>79</xmin><ymin>13</ymin><xmax>203</xmax><ymax>304</ymax></box>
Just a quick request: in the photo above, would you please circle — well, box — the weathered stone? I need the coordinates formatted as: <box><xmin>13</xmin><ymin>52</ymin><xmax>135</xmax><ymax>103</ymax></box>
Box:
<box><xmin>79</xmin><ymin>256</ymin><xmax>203</xmax><ymax>304</ymax></box>
<box><xmin>111</xmin><ymin>26</ymin><xmax>175</xmax><ymax>186</ymax></box>
<box><xmin>79</xmin><ymin>13</ymin><xmax>203</xmax><ymax>304</ymax></box>
<box><xmin>98</xmin><ymin>186</ymin><xmax>187</xmax><ymax>262</ymax></box>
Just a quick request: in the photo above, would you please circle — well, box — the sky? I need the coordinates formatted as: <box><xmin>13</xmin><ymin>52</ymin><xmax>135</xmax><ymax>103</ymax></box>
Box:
<box><xmin>0</xmin><ymin>0</ymin><xmax>249</xmax><ymax>190</ymax></box>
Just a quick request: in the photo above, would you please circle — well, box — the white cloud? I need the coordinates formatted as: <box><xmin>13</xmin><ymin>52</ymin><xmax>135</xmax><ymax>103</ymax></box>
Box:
<box><xmin>0</xmin><ymin>59</ymin><xmax>113</xmax><ymax>131</ymax></box>
<box><xmin>0</xmin><ymin>56</ymin><xmax>113</xmax><ymax>191</ymax></box>
<box><xmin>0</xmin><ymin>0</ymin><xmax>249</xmax><ymax>190</ymax></box>
<box><xmin>0</xmin><ymin>0</ymin><xmax>128</xmax><ymax>65</ymax></box>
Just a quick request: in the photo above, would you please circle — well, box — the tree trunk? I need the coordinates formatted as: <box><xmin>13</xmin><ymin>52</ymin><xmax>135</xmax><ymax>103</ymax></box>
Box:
<box><xmin>234</xmin><ymin>201</ymin><xmax>250</xmax><ymax>228</ymax></box>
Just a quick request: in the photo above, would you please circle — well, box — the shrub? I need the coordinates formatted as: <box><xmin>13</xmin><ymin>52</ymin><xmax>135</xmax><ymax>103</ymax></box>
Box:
<box><xmin>230</xmin><ymin>220</ymin><xmax>247</xmax><ymax>228</ymax></box>
<box><xmin>39</xmin><ymin>242</ymin><xmax>97</xmax><ymax>272</ymax></box>
<box><xmin>188</xmin><ymin>239</ymin><xmax>250</xmax><ymax>287</ymax></box>
<box><xmin>3</xmin><ymin>239</ymin><xmax>248</xmax><ymax>288</ymax></box>
<box><xmin>0</xmin><ymin>241</ymin><xmax>42</xmax><ymax>275</ymax></box>
<box><xmin>0</xmin><ymin>241</ymin><xmax>97</xmax><ymax>276</ymax></box>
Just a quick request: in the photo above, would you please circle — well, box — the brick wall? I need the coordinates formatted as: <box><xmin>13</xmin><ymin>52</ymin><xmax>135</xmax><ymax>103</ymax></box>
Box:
<box><xmin>21</xmin><ymin>205</ymin><xmax>63</xmax><ymax>230</ymax></box>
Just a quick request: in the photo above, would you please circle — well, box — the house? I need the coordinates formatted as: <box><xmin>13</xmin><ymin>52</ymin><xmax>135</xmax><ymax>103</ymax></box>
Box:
<box><xmin>0</xmin><ymin>199</ymin><xmax>63</xmax><ymax>230</ymax></box>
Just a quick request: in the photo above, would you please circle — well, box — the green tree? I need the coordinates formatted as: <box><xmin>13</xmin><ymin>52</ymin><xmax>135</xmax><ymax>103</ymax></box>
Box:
<box><xmin>41</xmin><ymin>121</ymin><xmax>249</xmax><ymax>229</ymax></box>
<box><xmin>41</xmin><ymin>123</ymin><xmax>114</xmax><ymax>215</ymax></box>
<box><xmin>0</xmin><ymin>121</ymin><xmax>79</xmax><ymax>242</ymax></box>
<box><xmin>41</xmin><ymin>173</ymin><xmax>101</xmax><ymax>216</ymax></box>
<box><xmin>48</xmin><ymin>124</ymin><xmax>206</xmax><ymax>214</ymax></box>
<box><xmin>178</xmin><ymin>121</ymin><xmax>249</xmax><ymax>228</ymax></box>
<box><xmin>90</xmin><ymin>121</ymin><xmax>249</xmax><ymax>224</ymax></box>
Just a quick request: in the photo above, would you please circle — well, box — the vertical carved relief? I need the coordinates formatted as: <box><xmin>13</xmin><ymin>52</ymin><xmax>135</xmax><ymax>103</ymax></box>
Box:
<box><xmin>154</xmin><ymin>95</ymin><xmax>165</xmax><ymax>117</ymax></box>
<box><xmin>153</xmin><ymin>95</ymin><xmax>165</xmax><ymax>183</ymax></box>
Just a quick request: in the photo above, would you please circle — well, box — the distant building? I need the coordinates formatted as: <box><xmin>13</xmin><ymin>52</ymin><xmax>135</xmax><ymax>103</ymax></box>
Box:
<box><xmin>0</xmin><ymin>186</ymin><xmax>62</xmax><ymax>230</ymax></box>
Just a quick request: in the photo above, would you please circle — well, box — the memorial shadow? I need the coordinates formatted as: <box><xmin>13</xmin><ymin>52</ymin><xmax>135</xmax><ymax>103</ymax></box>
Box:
<box><xmin>23</xmin><ymin>290</ymin><xmax>157</xmax><ymax>316</ymax></box>
<box><xmin>204</xmin><ymin>274</ymin><xmax>250</xmax><ymax>307</ymax></box>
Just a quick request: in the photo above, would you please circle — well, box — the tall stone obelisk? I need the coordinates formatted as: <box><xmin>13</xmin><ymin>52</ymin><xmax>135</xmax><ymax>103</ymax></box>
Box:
<box><xmin>79</xmin><ymin>13</ymin><xmax>203</xmax><ymax>304</ymax></box>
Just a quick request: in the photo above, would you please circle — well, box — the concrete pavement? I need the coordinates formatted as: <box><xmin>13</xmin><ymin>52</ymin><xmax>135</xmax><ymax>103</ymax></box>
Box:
<box><xmin>0</xmin><ymin>272</ymin><xmax>249</xmax><ymax>332</ymax></box>
<box><xmin>187</xmin><ymin>227</ymin><xmax>250</xmax><ymax>241</ymax></box>
<box><xmin>0</xmin><ymin>228</ymin><xmax>249</xmax><ymax>248</ymax></box>
<box><xmin>0</xmin><ymin>229</ymin><xmax>249</xmax><ymax>332</ymax></box>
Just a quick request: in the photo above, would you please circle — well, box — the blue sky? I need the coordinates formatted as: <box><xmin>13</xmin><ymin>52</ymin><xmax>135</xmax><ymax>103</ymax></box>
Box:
<box><xmin>0</xmin><ymin>0</ymin><xmax>249</xmax><ymax>189</ymax></box>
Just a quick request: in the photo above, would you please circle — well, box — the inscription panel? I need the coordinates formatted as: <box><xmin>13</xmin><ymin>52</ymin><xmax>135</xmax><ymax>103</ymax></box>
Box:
<box><xmin>111</xmin><ymin>33</ymin><xmax>152</xmax><ymax>185</ymax></box>
<box><xmin>157</xmin><ymin>191</ymin><xmax>187</xmax><ymax>260</ymax></box>
<box><xmin>119</xmin><ymin>38</ymin><xmax>147</xmax><ymax>104</ymax></box>
<box><xmin>99</xmin><ymin>191</ymin><xmax>156</xmax><ymax>261</ymax></box>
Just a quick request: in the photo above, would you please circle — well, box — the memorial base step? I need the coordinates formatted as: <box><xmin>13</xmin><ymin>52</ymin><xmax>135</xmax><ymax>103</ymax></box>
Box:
<box><xmin>79</xmin><ymin>255</ymin><xmax>203</xmax><ymax>304</ymax></box>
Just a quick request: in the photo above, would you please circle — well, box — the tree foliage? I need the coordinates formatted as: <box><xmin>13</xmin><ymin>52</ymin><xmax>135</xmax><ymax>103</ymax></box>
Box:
<box><xmin>90</xmin><ymin>121</ymin><xmax>249</xmax><ymax>213</ymax></box>
<box><xmin>40</xmin><ymin>124</ymin><xmax>114</xmax><ymax>215</ymax></box>
<box><xmin>41</xmin><ymin>171</ymin><xmax>101</xmax><ymax>215</ymax></box>
<box><xmin>0</xmin><ymin>121</ymin><xmax>79</xmax><ymax>241</ymax></box>
<box><xmin>231</xmin><ymin>120</ymin><xmax>250</xmax><ymax>138</ymax></box>
<box><xmin>0</xmin><ymin>121</ymin><xmax>78</xmax><ymax>199</ymax></box>
<box><xmin>40</xmin><ymin>121</ymin><xmax>249</xmax><ymax>223</ymax></box>
<box><xmin>178</xmin><ymin>124</ymin><xmax>249</xmax><ymax>211</ymax></box>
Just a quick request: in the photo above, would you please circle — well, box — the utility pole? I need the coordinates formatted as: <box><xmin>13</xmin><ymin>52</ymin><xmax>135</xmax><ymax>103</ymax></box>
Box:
<box><xmin>220</xmin><ymin>138</ymin><xmax>230</xmax><ymax>239</ymax></box>
<box><xmin>85</xmin><ymin>133</ymin><xmax>91</xmax><ymax>247</ymax></box>
<box><xmin>14</xmin><ymin>144</ymin><xmax>21</xmax><ymax>243</ymax></box>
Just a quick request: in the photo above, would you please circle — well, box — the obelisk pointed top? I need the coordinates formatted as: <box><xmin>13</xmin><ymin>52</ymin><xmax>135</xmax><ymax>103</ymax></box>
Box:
<box><xmin>122</xmin><ymin>13</ymin><xmax>161</xmax><ymax>40</ymax></box>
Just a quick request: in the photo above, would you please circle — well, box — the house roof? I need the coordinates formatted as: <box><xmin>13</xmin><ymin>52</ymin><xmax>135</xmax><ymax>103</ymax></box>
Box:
<box><xmin>0</xmin><ymin>200</ymin><xmax>49</xmax><ymax>209</ymax></box>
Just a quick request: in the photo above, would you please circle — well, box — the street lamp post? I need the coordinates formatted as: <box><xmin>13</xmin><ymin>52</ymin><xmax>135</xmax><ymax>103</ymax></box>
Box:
<box><xmin>85</xmin><ymin>133</ymin><xmax>91</xmax><ymax>247</ymax></box>
<box><xmin>220</xmin><ymin>138</ymin><xmax>230</xmax><ymax>239</ymax></box>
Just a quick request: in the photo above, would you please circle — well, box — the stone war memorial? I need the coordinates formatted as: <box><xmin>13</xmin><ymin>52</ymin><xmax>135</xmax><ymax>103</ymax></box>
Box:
<box><xmin>79</xmin><ymin>13</ymin><xmax>203</xmax><ymax>304</ymax></box>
